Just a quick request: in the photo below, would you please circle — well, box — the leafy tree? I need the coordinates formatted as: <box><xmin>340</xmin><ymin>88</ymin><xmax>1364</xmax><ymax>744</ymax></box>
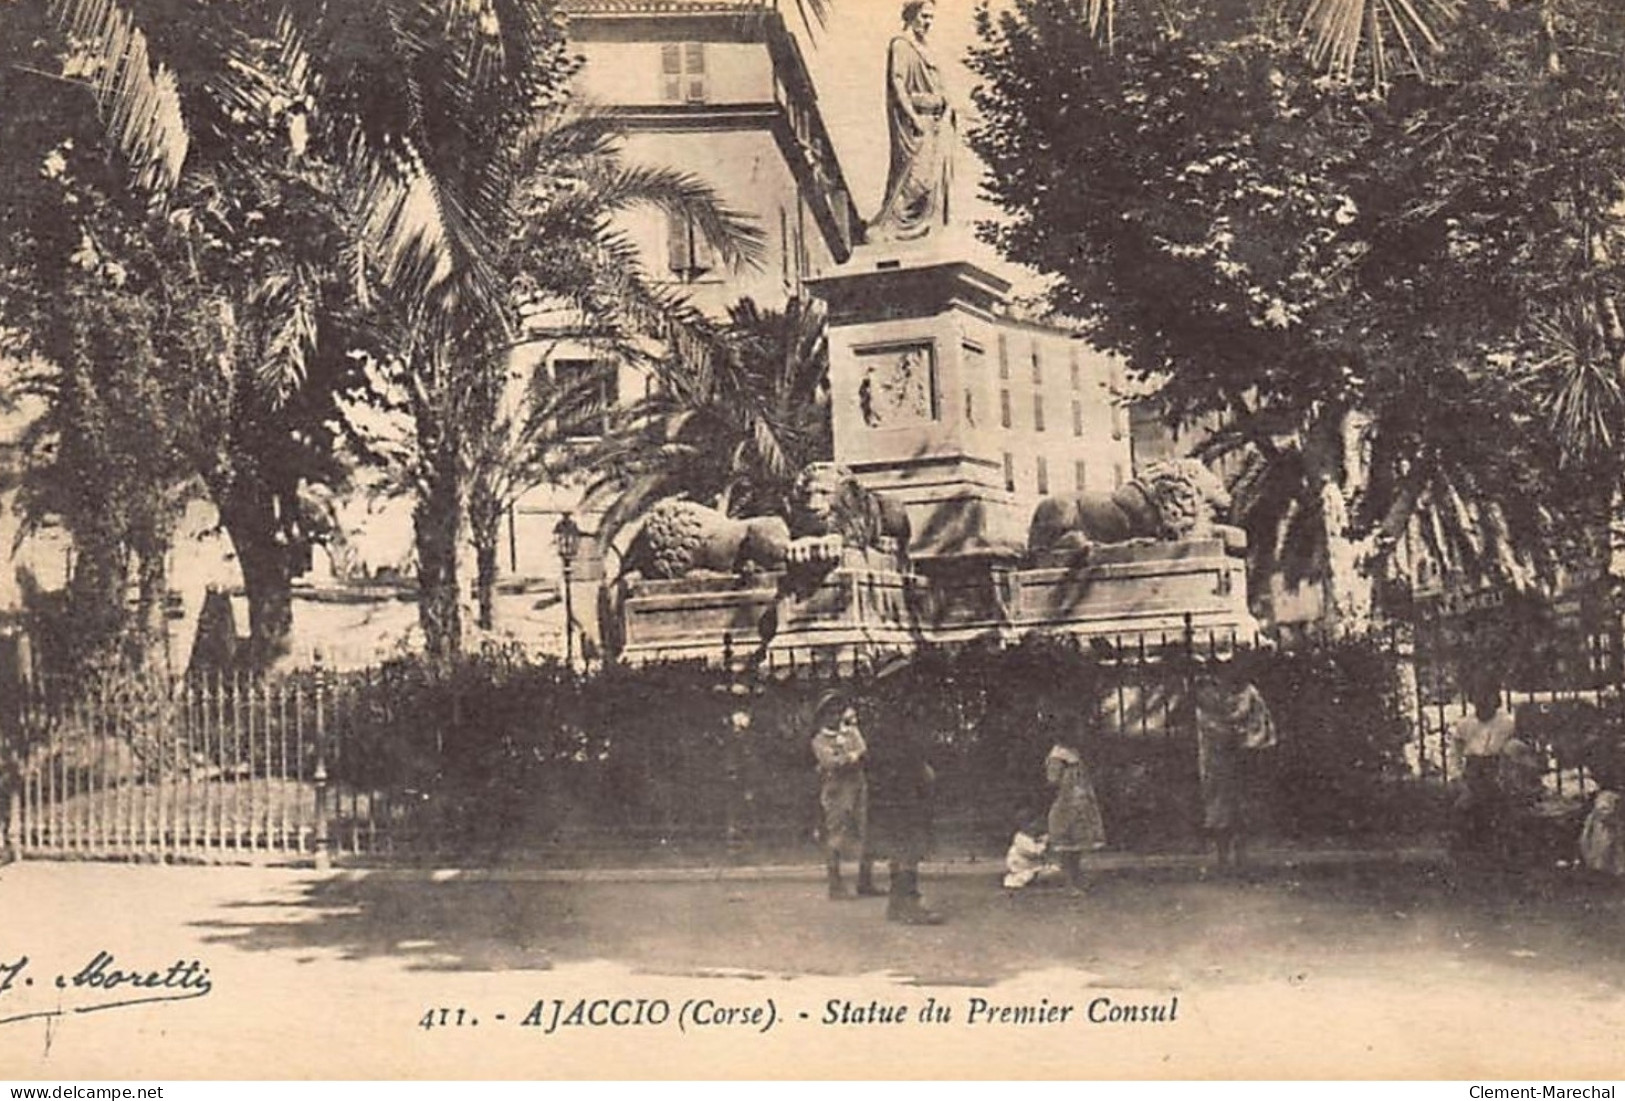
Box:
<box><xmin>0</xmin><ymin>4</ymin><xmax>214</xmax><ymax>673</ymax></box>
<box><xmin>967</xmin><ymin>0</ymin><xmax>1616</xmax><ymax>625</ymax></box>
<box><xmin>6</xmin><ymin>295</ymin><xmax>197</xmax><ymax>674</ymax></box>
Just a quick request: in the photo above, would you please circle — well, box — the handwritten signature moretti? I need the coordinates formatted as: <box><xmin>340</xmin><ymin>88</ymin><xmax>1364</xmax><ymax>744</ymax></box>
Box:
<box><xmin>0</xmin><ymin>952</ymin><xmax>213</xmax><ymax>1026</ymax></box>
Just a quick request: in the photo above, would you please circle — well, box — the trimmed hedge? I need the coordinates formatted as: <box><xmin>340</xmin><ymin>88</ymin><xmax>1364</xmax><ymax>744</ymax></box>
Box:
<box><xmin>319</xmin><ymin>635</ymin><xmax>1425</xmax><ymax>860</ymax></box>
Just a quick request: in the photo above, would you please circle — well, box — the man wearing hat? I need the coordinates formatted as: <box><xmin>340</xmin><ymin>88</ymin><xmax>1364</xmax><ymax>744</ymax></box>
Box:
<box><xmin>810</xmin><ymin>689</ymin><xmax>878</xmax><ymax>899</ymax></box>
<box><xmin>864</xmin><ymin>656</ymin><xmax>945</xmax><ymax>924</ymax></box>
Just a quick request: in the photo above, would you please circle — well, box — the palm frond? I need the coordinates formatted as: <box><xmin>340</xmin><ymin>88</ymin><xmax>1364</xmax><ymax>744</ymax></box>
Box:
<box><xmin>51</xmin><ymin>0</ymin><xmax>190</xmax><ymax>194</ymax></box>
<box><xmin>595</xmin><ymin>163</ymin><xmax>766</xmax><ymax>272</ymax></box>
<box><xmin>787</xmin><ymin>0</ymin><xmax>831</xmax><ymax>36</ymax></box>
<box><xmin>1081</xmin><ymin>0</ymin><xmax>1461</xmax><ymax>85</ymax></box>
<box><xmin>1299</xmin><ymin>0</ymin><xmax>1461</xmax><ymax>86</ymax></box>
<box><xmin>1528</xmin><ymin>306</ymin><xmax>1625</xmax><ymax>467</ymax></box>
<box><xmin>251</xmin><ymin>264</ymin><xmax>321</xmax><ymax>405</ymax></box>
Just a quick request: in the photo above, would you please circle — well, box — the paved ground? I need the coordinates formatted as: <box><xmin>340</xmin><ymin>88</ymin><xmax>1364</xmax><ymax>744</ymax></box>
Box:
<box><xmin>1</xmin><ymin>853</ymin><xmax>1623</xmax><ymax>1079</ymax></box>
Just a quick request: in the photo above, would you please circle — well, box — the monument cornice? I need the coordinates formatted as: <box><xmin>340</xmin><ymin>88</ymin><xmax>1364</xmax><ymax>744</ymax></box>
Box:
<box><xmin>805</xmin><ymin>257</ymin><xmax>1014</xmax><ymax>325</ymax></box>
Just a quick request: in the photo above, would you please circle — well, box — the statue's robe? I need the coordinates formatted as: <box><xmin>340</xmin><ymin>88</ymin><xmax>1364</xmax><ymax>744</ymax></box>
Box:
<box><xmin>869</xmin><ymin>34</ymin><xmax>952</xmax><ymax>243</ymax></box>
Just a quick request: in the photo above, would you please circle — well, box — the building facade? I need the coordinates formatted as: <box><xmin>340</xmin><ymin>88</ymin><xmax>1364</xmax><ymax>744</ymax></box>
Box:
<box><xmin>563</xmin><ymin>0</ymin><xmax>859</xmax><ymax>311</ymax></box>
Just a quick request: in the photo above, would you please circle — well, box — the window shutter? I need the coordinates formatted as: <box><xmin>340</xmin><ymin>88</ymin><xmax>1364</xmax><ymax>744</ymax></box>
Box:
<box><xmin>667</xmin><ymin>211</ymin><xmax>692</xmax><ymax>274</ymax></box>
<box><xmin>668</xmin><ymin>214</ymin><xmax>713</xmax><ymax>280</ymax></box>
<box><xmin>661</xmin><ymin>43</ymin><xmax>682</xmax><ymax>102</ymax></box>
<box><xmin>684</xmin><ymin>42</ymin><xmax>706</xmax><ymax>103</ymax></box>
<box><xmin>690</xmin><ymin>216</ymin><xmax>714</xmax><ymax>275</ymax></box>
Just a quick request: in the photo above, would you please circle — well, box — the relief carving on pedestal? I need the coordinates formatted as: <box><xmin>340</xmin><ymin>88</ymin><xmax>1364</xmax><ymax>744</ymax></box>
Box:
<box><xmin>856</xmin><ymin>342</ymin><xmax>936</xmax><ymax>428</ymax></box>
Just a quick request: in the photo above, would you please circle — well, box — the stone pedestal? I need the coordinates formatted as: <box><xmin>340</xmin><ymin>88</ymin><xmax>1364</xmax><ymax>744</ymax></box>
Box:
<box><xmin>806</xmin><ymin>242</ymin><xmax>1028</xmax><ymax>560</ymax></box>
<box><xmin>614</xmin><ymin>566</ymin><xmax>926</xmax><ymax>668</ymax></box>
<box><xmin>1006</xmin><ymin>539</ymin><xmax>1257</xmax><ymax>645</ymax></box>
<box><xmin>911</xmin><ymin>540</ymin><xmax>1256</xmax><ymax>648</ymax></box>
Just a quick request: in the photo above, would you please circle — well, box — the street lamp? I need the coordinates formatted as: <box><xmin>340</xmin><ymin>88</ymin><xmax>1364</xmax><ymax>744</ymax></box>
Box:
<box><xmin>553</xmin><ymin>512</ymin><xmax>582</xmax><ymax>669</ymax></box>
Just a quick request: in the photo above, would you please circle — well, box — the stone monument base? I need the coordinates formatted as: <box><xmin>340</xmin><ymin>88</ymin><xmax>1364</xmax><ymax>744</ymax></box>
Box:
<box><xmin>614</xmin><ymin>566</ymin><xmax>926</xmax><ymax>669</ymax></box>
<box><xmin>608</xmin><ymin>538</ymin><xmax>1256</xmax><ymax>668</ymax></box>
<box><xmin>1003</xmin><ymin>538</ymin><xmax>1257</xmax><ymax>648</ymax></box>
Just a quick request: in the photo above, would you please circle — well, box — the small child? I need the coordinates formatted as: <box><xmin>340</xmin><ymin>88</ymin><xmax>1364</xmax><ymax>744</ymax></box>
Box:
<box><xmin>1003</xmin><ymin>815</ymin><xmax>1059</xmax><ymax>890</ymax></box>
<box><xmin>1046</xmin><ymin>740</ymin><xmax>1107</xmax><ymax>893</ymax></box>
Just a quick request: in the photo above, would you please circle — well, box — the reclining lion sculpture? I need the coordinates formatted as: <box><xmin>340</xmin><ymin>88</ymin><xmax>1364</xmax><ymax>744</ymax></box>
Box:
<box><xmin>619</xmin><ymin>499</ymin><xmax>792</xmax><ymax>581</ymax></box>
<box><xmin>618</xmin><ymin>464</ymin><xmax>913</xmax><ymax>582</ymax></box>
<box><xmin>1027</xmin><ymin>459</ymin><xmax>1244</xmax><ymax>558</ymax></box>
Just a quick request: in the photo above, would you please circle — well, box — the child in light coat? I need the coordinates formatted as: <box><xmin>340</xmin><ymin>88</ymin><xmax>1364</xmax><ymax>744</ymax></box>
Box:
<box><xmin>1002</xmin><ymin>815</ymin><xmax>1061</xmax><ymax>890</ymax></box>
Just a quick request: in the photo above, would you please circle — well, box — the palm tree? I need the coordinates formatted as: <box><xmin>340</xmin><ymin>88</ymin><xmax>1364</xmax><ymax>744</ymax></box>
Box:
<box><xmin>461</xmin><ymin>104</ymin><xmax>764</xmax><ymax>631</ymax></box>
<box><xmin>1064</xmin><ymin>0</ymin><xmax>1465</xmax><ymax>89</ymax></box>
<box><xmin>23</xmin><ymin>0</ymin><xmax>767</xmax><ymax>663</ymax></box>
<box><xmin>1216</xmin><ymin>368</ymin><xmax>1562</xmax><ymax>632</ymax></box>
<box><xmin>582</xmin><ymin>295</ymin><xmax>831</xmax><ymax>549</ymax></box>
<box><xmin>3</xmin><ymin>0</ymin><xmax>409</xmax><ymax>668</ymax></box>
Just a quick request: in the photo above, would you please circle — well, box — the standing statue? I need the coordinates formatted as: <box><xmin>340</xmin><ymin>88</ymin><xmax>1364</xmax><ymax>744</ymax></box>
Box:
<box><xmin>867</xmin><ymin>0</ymin><xmax>954</xmax><ymax>244</ymax></box>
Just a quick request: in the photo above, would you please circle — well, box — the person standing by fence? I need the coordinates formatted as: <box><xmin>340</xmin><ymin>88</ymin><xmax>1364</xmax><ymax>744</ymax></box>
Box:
<box><xmin>1446</xmin><ymin>676</ymin><xmax>1518</xmax><ymax>863</ymax></box>
<box><xmin>1042</xmin><ymin>703</ymin><xmax>1107</xmax><ymax>895</ymax></box>
<box><xmin>866</xmin><ymin>657</ymin><xmax>944</xmax><ymax>924</ymax></box>
<box><xmin>810</xmin><ymin>690</ymin><xmax>877</xmax><ymax>899</ymax></box>
<box><xmin>1194</xmin><ymin>664</ymin><xmax>1277</xmax><ymax>874</ymax></box>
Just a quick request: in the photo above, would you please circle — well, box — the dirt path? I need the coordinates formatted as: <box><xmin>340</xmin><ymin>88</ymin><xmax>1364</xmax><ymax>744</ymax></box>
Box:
<box><xmin>1</xmin><ymin>860</ymin><xmax>1621</xmax><ymax>1079</ymax></box>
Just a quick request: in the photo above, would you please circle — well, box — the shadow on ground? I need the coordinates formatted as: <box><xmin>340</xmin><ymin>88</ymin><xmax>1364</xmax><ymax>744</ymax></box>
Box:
<box><xmin>187</xmin><ymin>859</ymin><xmax>1625</xmax><ymax>990</ymax></box>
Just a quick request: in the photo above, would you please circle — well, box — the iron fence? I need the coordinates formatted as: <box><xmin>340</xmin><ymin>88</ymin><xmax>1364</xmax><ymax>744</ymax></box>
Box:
<box><xmin>4</xmin><ymin>624</ymin><xmax>1618</xmax><ymax>866</ymax></box>
<box><xmin>8</xmin><ymin>670</ymin><xmax>373</xmax><ymax>861</ymax></box>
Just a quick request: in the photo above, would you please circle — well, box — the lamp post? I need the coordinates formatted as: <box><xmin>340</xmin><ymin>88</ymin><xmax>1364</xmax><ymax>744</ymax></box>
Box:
<box><xmin>553</xmin><ymin>512</ymin><xmax>582</xmax><ymax>670</ymax></box>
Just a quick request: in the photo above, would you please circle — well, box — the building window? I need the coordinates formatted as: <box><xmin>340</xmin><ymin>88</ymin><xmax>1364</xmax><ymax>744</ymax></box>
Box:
<box><xmin>1070</xmin><ymin>347</ymin><xmax>1081</xmax><ymax>391</ymax></box>
<box><xmin>1074</xmin><ymin>460</ymin><xmax>1088</xmax><ymax>492</ymax></box>
<box><xmin>1033</xmin><ymin>394</ymin><xmax>1045</xmax><ymax>433</ymax></box>
<box><xmin>1072</xmin><ymin>398</ymin><xmax>1083</xmax><ymax>437</ymax></box>
<box><xmin>796</xmin><ymin>198</ymin><xmax>810</xmax><ymax>279</ymax></box>
<box><xmin>667</xmin><ymin>213</ymin><xmax>715</xmax><ymax>281</ymax></box>
<box><xmin>998</xmin><ymin>333</ymin><xmax>1009</xmax><ymax>380</ymax></box>
<box><xmin>1031</xmin><ymin>342</ymin><xmax>1042</xmax><ymax>385</ymax></box>
<box><xmin>999</xmin><ymin>389</ymin><xmax>1012</xmax><ymax>429</ymax></box>
<box><xmin>1003</xmin><ymin>452</ymin><xmax>1016</xmax><ymax>492</ymax></box>
<box><xmin>553</xmin><ymin>359</ymin><xmax>618</xmax><ymax>438</ymax></box>
<box><xmin>1036</xmin><ymin>456</ymin><xmax>1049</xmax><ymax>495</ymax></box>
<box><xmin>661</xmin><ymin>42</ymin><xmax>707</xmax><ymax>104</ymax></box>
<box><xmin>780</xmin><ymin>207</ymin><xmax>790</xmax><ymax>286</ymax></box>
<box><xmin>962</xmin><ymin>342</ymin><xmax>984</xmax><ymax>427</ymax></box>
